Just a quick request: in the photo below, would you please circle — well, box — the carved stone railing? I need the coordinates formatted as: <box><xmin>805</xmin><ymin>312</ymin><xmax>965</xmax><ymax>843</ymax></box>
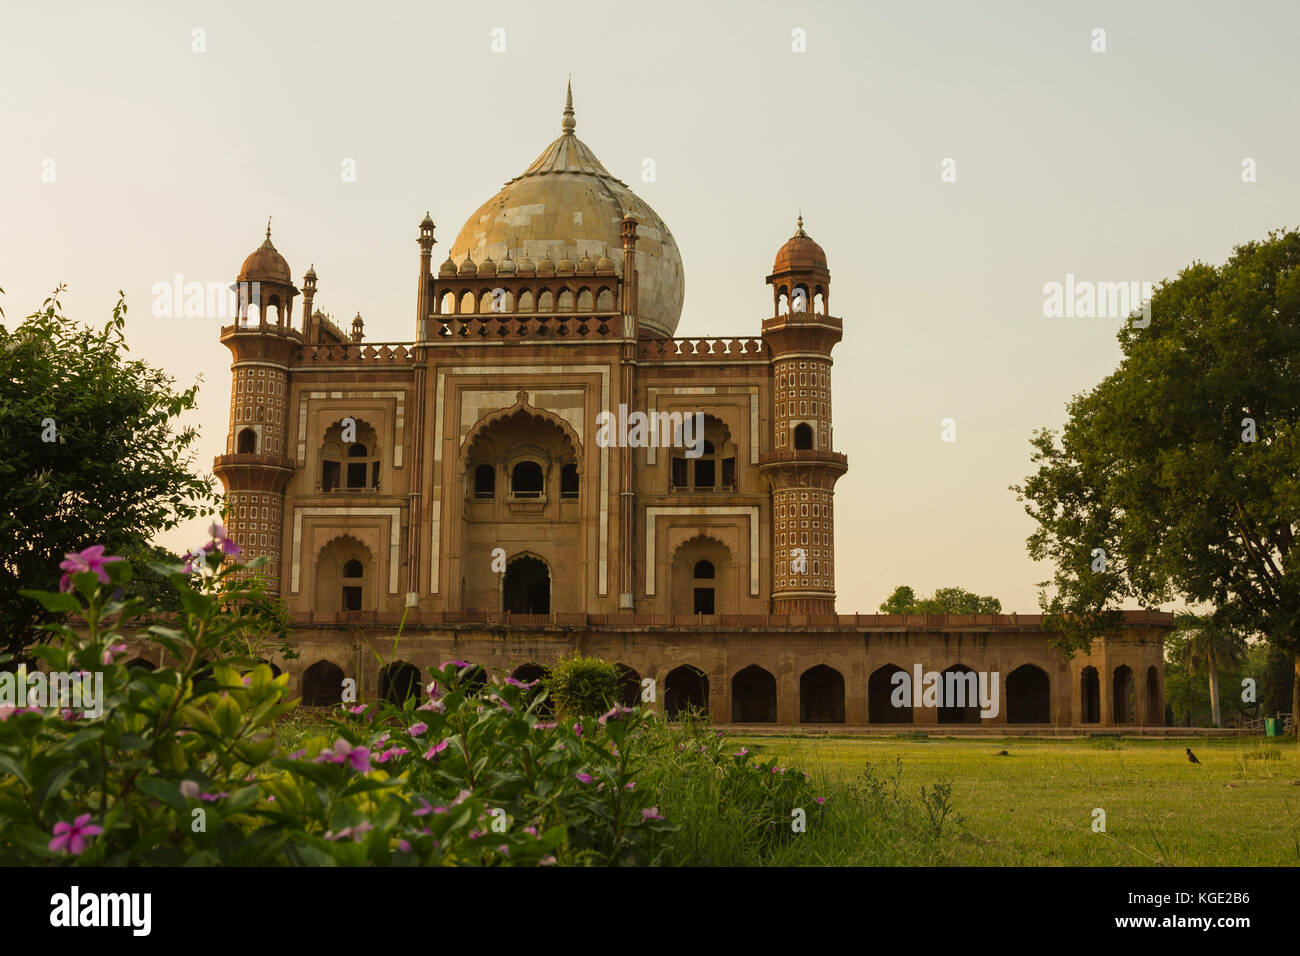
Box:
<box><xmin>638</xmin><ymin>337</ymin><xmax>767</xmax><ymax>361</ymax></box>
<box><xmin>432</xmin><ymin>314</ymin><xmax>620</xmax><ymax>340</ymax></box>
<box><xmin>293</xmin><ymin>342</ymin><xmax>417</xmax><ymax>365</ymax></box>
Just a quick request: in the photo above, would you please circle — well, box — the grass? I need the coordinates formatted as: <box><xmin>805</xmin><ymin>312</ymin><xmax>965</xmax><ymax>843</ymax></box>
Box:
<box><xmin>723</xmin><ymin>733</ymin><xmax>1300</xmax><ymax>866</ymax></box>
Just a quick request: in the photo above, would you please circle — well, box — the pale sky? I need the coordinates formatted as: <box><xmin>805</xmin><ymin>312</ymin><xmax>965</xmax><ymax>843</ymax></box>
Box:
<box><xmin>3</xmin><ymin>0</ymin><xmax>1297</xmax><ymax>613</ymax></box>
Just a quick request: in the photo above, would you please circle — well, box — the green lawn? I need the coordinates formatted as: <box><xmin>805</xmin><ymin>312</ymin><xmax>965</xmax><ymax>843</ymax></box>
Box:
<box><xmin>725</xmin><ymin>733</ymin><xmax>1300</xmax><ymax>866</ymax></box>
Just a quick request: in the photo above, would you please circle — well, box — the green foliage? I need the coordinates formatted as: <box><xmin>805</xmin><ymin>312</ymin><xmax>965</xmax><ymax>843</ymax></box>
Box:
<box><xmin>879</xmin><ymin>585</ymin><xmax>1002</xmax><ymax>615</ymax></box>
<box><xmin>1012</xmin><ymin>229</ymin><xmax>1300</xmax><ymax>724</ymax></box>
<box><xmin>544</xmin><ymin>654</ymin><xmax>620</xmax><ymax>720</ymax></box>
<box><xmin>0</xmin><ymin>286</ymin><xmax>218</xmax><ymax>659</ymax></box>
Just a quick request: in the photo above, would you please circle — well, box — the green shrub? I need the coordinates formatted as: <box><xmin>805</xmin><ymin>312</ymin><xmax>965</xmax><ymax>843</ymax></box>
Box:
<box><xmin>544</xmin><ymin>654</ymin><xmax>620</xmax><ymax>720</ymax></box>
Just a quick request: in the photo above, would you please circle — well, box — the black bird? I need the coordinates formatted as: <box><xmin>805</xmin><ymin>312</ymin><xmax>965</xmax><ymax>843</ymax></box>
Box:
<box><xmin>1186</xmin><ymin>747</ymin><xmax>1201</xmax><ymax>765</ymax></box>
<box><xmin>996</xmin><ymin>750</ymin><xmax>1009</xmax><ymax>756</ymax></box>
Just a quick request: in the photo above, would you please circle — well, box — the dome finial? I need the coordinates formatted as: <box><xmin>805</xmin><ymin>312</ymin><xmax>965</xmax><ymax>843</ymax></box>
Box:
<box><xmin>266</xmin><ymin>215</ymin><xmax>272</xmax><ymax>240</ymax></box>
<box><xmin>795</xmin><ymin>212</ymin><xmax>805</xmax><ymax>237</ymax></box>
<box><xmin>562</xmin><ymin>77</ymin><xmax>576</xmax><ymax>135</ymax></box>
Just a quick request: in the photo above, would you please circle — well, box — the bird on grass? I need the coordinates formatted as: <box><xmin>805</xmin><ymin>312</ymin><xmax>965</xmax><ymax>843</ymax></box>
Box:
<box><xmin>1186</xmin><ymin>747</ymin><xmax>1201</xmax><ymax>765</ymax></box>
<box><xmin>996</xmin><ymin>750</ymin><xmax>1009</xmax><ymax>756</ymax></box>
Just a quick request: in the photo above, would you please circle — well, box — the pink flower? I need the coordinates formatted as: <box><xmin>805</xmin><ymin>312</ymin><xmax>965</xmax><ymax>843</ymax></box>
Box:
<box><xmin>48</xmin><ymin>814</ymin><xmax>103</xmax><ymax>855</ymax></box>
<box><xmin>417</xmin><ymin>698</ymin><xmax>446</xmax><ymax>713</ymax></box>
<box><xmin>325</xmin><ymin>821</ymin><xmax>373</xmax><ymax>842</ymax></box>
<box><xmin>497</xmin><ymin>844</ymin><xmax>510</xmax><ymax>856</ymax></box>
<box><xmin>101</xmin><ymin>643</ymin><xmax>126</xmax><ymax>665</ymax></box>
<box><xmin>523</xmin><ymin>826</ymin><xmax>538</xmax><ymax>837</ymax></box>
<box><xmin>423</xmin><ymin>739</ymin><xmax>450</xmax><ymax>761</ymax></box>
<box><xmin>540</xmin><ymin>855</ymin><xmax>557</xmax><ymax>866</ymax></box>
<box><xmin>397</xmin><ymin>839</ymin><xmax>412</xmax><ymax>853</ymax></box>
<box><xmin>641</xmin><ymin>807</ymin><xmax>664</xmax><ymax>821</ymax></box>
<box><xmin>203</xmin><ymin>522</ymin><xmax>243</xmax><ymax>557</ymax></box>
<box><xmin>504</xmin><ymin>677</ymin><xmax>536</xmax><ymax>688</ymax></box>
<box><xmin>599</xmin><ymin>704</ymin><xmax>633</xmax><ymax>724</ymax></box>
<box><xmin>375</xmin><ymin>747</ymin><xmax>410</xmax><ymax>764</ymax></box>
<box><xmin>408</xmin><ymin>721</ymin><xmax>428</xmax><ymax>736</ymax></box>
<box><xmin>451</xmin><ymin>789</ymin><xmax>473</xmax><ymax>806</ymax></box>
<box><xmin>441</xmin><ymin>660</ymin><xmax>470</xmax><ymax>670</ymax></box>
<box><xmin>532</xmin><ymin>722</ymin><xmax>557</xmax><ymax>731</ymax></box>
<box><xmin>573</xmin><ymin>722</ymin><xmax>583</xmax><ymax>737</ymax></box>
<box><xmin>815</xmin><ymin>796</ymin><xmax>826</xmax><ymax>805</ymax></box>
<box><xmin>624</xmin><ymin>781</ymin><xmax>636</xmax><ymax>791</ymax></box>
<box><xmin>182</xmin><ymin>548</ymin><xmax>207</xmax><ymax>574</ymax></box>
<box><xmin>575</xmin><ymin>772</ymin><xmax>594</xmax><ymax>784</ymax></box>
<box><xmin>320</xmin><ymin>738</ymin><xmax>371</xmax><ymax>773</ymax></box>
<box><xmin>733</xmin><ymin>748</ymin><xmax>749</xmax><ymax>757</ymax></box>
<box><xmin>348</xmin><ymin>704</ymin><xmax>368</xmax><ymax>715</ymax></box>
<box><xmin>58</xmin><ymin>545</ymin><xmax>123</xmax><ymax>592</ymax></box>
<box><xmin>468</xmin><ymin>829</ymin><xmax>485</xmax><ymax>840</ymax></box>
<box><xmin>413</xmin><ymin>799</ymin><xmax>443</xmax><ymax>817</ymax></box>
<box><xmin>425</xmin><ymin>680</ymin><xmax>443</xmax><ymax>700</ymax></box>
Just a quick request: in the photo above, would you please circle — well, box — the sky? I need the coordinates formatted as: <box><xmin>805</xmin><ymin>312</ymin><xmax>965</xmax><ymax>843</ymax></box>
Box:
<box><xmin>3</xmin><ymin>0</ymin><xmax>1298</xmax><ymax>613</ymax></box>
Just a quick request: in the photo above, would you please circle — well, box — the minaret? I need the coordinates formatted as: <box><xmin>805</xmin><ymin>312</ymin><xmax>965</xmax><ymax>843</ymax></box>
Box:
<box><xmin>301</xmin><ymin>264</ymin><xmax>317</xmax><ymax>342</ymax></box>
<box><xmin>759</xmin><ymin>216</ymin><xmax>848</xmax><ymax>615</ymax></box>
<box><xmin>618</xmin><ymin>212</ymin><xmax>639</xmax><ymax>609</ymax></box>
<box><xmin>212</xmin><ymin>223</ymin><xmax>299</xmax><ymax>593</ymax></box>
<box><xmin>417</xmin><ymin>212</ymin><xmax>435</xmax><ymax>341</ymax></box>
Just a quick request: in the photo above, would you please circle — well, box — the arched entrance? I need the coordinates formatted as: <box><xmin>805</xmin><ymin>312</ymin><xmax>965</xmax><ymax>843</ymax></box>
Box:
<box><xmin>380</xmin><ymin>661</ymin><xmax>422</xmax><ymax>703</ymax></box>
<box><xmin>868</xmin><ymin>663</ymin><xmax>912</xmax><ymax>723</ymax></box>
<box><xmin>1080</xmin><ymin>667</ymin><xmax>1100</xmax><ymax>723</ymax></box>
<box><xmin>302</xmin><ymin>660</ymin><xmax>345</xmax><ymax>706</ymax></box>
<box><xmin>1112</xmin><ymin>665</ymin><xmax>1135</xmax><ymax>725</ymax></box>
<box><xmin>504</xmin><ymin>555</ymin><xmax>550</xmax><ymax>613</ymax></box>
<box><xmin>664</xmin><ymin>665</ymin><xmax>709</xmax><ymax>719</ymax></box>
<box><xmin>1145</xmin><ymin>665</ymin><xmax>1161</xmax><ymax>726</ymax></box>
<box><xmin>1006</xmin><ymin>664</ymin><xmax>1050</xmax><ymax>723</ymax></box>
<box><xmin>731</xmin><ymin>665</ymin><xmax>777</xmax><ymax>723</ymax></box>
<box><xmin>616</xmin><ymin>664</ymin><xmax>642</xmax><ymax>707</ymax></box>
<box><xmin>800</xmin><ymin>665</ymin><xmax>845</xmax><ymax>723</ymax></box>
<box><xmin>511</xmin><ymin>662</ymin><xmax>552</xmax><ymax>717</ymax></box>
<box><xmin>937</xmin><ymin>665</ymin><xmax>981</xmax><ymax>724</ymax></box>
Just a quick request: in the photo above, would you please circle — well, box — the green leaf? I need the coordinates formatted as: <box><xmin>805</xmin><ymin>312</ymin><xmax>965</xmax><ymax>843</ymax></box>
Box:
<box><xmin>17</xmin><ymin>589</ymin><xmax>81</xmax><ymax>614</ymax></box>
<box><xmin>136</xmin><ymin>776</ymin><xmax>187</xmax><ymax>814</ymax></box>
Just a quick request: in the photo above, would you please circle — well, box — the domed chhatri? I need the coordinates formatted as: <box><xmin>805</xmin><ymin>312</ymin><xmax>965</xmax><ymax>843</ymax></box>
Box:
<box><xmin>448</xmin><ymin>82</ymin><xmax>685</xmax><ymax>338</ymax></box>
<box><xmin>772</xmin><ymin>214</ymin><xmax>828</xmax><ymax>275</ymax></box>
<box><xmin>239</xmin><ymin>219</ymin><xmax>293</xmax><ymax>283</ymax></box>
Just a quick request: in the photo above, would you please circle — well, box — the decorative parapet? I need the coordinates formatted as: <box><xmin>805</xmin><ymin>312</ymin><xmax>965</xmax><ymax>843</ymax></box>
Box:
<box><xmin>431</xmin><ymin>314</ymin><xmax>619</xmax><ymax>341</ymax></box>
<box><xmin>292</xmin><ymin>342</ymin><xmax>417</xmax><ymax>365</ymax></box>
<box><xmin>638</xmin><ymin>337</ymin><xmax>767</xmax><ymax>361</ymax></box>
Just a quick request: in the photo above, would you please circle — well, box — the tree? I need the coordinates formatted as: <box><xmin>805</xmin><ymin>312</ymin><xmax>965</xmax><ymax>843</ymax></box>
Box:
<box><xmin>1013</xmin><ymin>229</ymin><xmax>1300</xmax><ymax>735</ymax></box>
<box><xmin>0</xmin><ymin>287</ymin><xmax>219</xmax><ymax>660</ymax></box>
<box><xmin>1168</xmin><ymin>614</ymin><xmax>1248</xmax><ymax>728</ymax></box>
<box><xmin>879</xmin><ymin>585</ymin><xmax>1002</xmax><ymax>615</ymax></box>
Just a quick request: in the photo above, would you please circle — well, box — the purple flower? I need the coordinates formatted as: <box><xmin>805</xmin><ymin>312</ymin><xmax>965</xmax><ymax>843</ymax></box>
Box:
<box><xmin>408</xmin><ymin>721</ymin><xmax>428</xmax><ymax>736</ymax></box>
<box><xmin>733</xmin><ymin>748</ymin><xmax>749</xmax><ymax>757</ymax></box>
<box><xmin>532</xmin><ymin>721</ymin><xmax>557</xmax><ymax>731</ymax></box>
<box><xmin>815</xmin><ymin>796</ymin><xmax>826</xmax><ymax>805</ymax></box>
<box><xmin>417</xmin><ymin>698</ymin><xmax>446</xmax><ymax>713</ymax></box>
<box><xmin>375</xmin><ymin>747</ymin><xmax>410</xmax><ymax>764</ymax></box>
<box><xmin>468</xmin><ymin>829</ymin><xmax>485</xmax><ymax>840</ymax></box>
<box><xmin>413</xmin><ymin>799</ymin><xmax>441</xmax><ymax>817</ymax></box>
<box><xmin>441</xmin><ymin>660</ymin><xmax>470</xmax><ymax>670</ymax></box>
<box><xmin>182</xmin><ymin>548</ymin><xmax>207</xmax><ymax>574</ymax></box>
<box><xmin>320</xmin><ymin>738</ymin><xmax>371</xmax><ymax>773</ymax></box>
<box><xmin>203</xmin><ymin>521</ymin><xmax>243</xmax><ymax>557</ymax></box>
<box><xmin>325</xmin><ymin>821</ymin><xmax>373</xmax><ymax>842</ymax></box>
<box><xmin>575</xmin><ymin>772</ymin><xmax>594</xmax><ymax>784</ymax></box>
<box><xmin>348</xmin><ymin>704</ymin><xmax>368</xmax><ymax>715</ymax></box>
<box><xmin>641</xmin><ymin>807</ymin><xmax>664</xmax><ymax>821</ymax></box>
<box><xmin>497</xmin><ymin>844</ymin><xmax>510</xmax><ymax>856</ymax></box>
<box><xmin>504</xmin><ymin>677</ymin><xmax>536</xmax><ymax>688</ymax></box>
<box><xmin>523</xmin><ymin>826</ymin><xmax>539</xmax><ymax>837</ymax></box>
<box><xmin>58</xmin><ymin>545</ymin><xmax>123</xmax><ymax>592</ymax></box>
<box><xmin>48</xmin><ymin>814</ymin><xmax>103</xmax><ymax>855</ymax></box>
<box><xmin>397</xmin><ymin>839</ymin><xmax>412</xmax><ymax>853</ymax></box>
<box><xmin>425</xmin><ymin>680</ymin><xmax>443</xmax><ymax>700</ymax></box>
<box><xmin>101</xmin><ymin>642</ymin><xmax>127</xmax><ymax>665</ymax></box>
<box><xmin>624</xmin><ymin>781</ymin><xmax>636</xmax><ymax>791</ymax></box>
<box><xmin>451</xmin><ymin>789</ymin><xmax>473</xmax><ymax>806</ymax></box>
<box><xmin>573</xmin><ymin>722</ymin><xmax>583</xmax><ymax>737</ymax></box>
<box><xmin>288</xmin><ymin>749</ymin><xmax>306</xmax><ymax>759</ymax></box>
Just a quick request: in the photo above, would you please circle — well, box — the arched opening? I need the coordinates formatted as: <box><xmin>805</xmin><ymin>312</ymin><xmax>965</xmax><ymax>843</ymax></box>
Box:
<box><xmin>731</xmin><ymin>665</ymin><xmax>777</xmax><ymax>723</ymax></box>
<box><xmin>1006</xmin><ymin>664</ymin><xmax>1051</xmax><ymax>724</ymax></box>
<box><xmin>560</xmin><ymin>463</ymin><xmax>579</xmax><ymax>499</ymax></box>
<box><xmin>511</xmin><ymin>662</ymin><xmax>552</xmax><ymax>717</ymax></box>
<box><xmin>1080</xmin><ymin>667</ymin><xmax>1101</xmax><ymax>724</ymax></box>
<box><xmin>124</xmin><ymin>657</ymin><xmax>156</xmax><ymax>672</ymax></box>
<box><xmin>474</xmin><ymin>463</ymin><xmax>495</xmax><ymax>498</ymax></box>
<box><xmin>1112</xmin><ymin>665</ymin><xmax>1135</xmax><ymax>725</ymax></box>
<box><xmin>510</xmin><ymin>460</ymin><xmax>544</xmax><ymax>498</ymax></box>
<box><xmin>379</xmin><ymin>661</ymin><xmax>422</xmax><ymax>703</ymax></box>
<box><xmin>463</xmin><ymin>665</ymin><xmax>488</xmax><ymax>694</ymax></box>
<box><xmin>577</xmin><ymin>289</ymin><xmax>593</xmax><ymax>311</ymax></box>
<box><xmin>503</xmin><ymin>555</ymin><xmax>550</xmax><ymax>614</ymax></box>
<box><xmin>792</xmin><ymin>284</ymin><xmax>809</xmax><ymax>313</ymax></box>
<box><xmin>800</xmin><ymin>665</ymin><xmax>845</xmax><ymax>723</ymax></box>
<box><xmin>693</xmin><ymin>559</ymin><xmax>715</xmax><ymax>615</ymax></box>
<box><xmin>1145</xmin><ymin>665</ymin><xmax>1160</xmax><ymax>726</ymax></box>
<box><xmin>777</xmin><ymin>285</ymin><xmax>789</xmax><ymax>316</ymax></box>
<box><xmin>793</xmin><ymin>423</ymin><xmax>814</xmax><ymax>450</ymax></box>
<box><xmin>459</xmin><ymin>291</ymin><xmax>476</xmax><ymax>314</ymax></box>
<box><xmin>814</xmin><ymin>290</ymin><xmax>826</xmax><ymax>314</ymax></box>
<box><xmin>439</xmin><ymin>291</ymin><xmax>456</xmax><ymax>315</ymax></box>
<box><xmin>518</xmin><ymin>290</ymin><xmax>534</xmax><ymax>313</ymax></box>
<box><xmin>616</xmin><ymin>664</ymin><xmax>641</xmax><ymax>707</ymax></box>
<box><xmin>664</xmin><ymin>665</ymin><xmax>709</xmax><ymax>719</ymax></box>
<box><xmin>302</xmin><ymin>660</ymin><xmax>345</xmax><ymax>707</ymax></box>
<box><xmin>868</xmin><ymin>663</ymin><xmax>912</xmax><ymax>723</ymax></box>
<box><xmin>937</xmin><ymin>665</ymin><xmax>981</xmax><ymax>724</ymax></box>
<box><xmin>596</xmin><ymin>288</ymin><xmax>614</xmax><ymax>311</ymax></box>
<box><xmin>236</xmin><ymin>428</ymin><xmax>257</xmax><ymax>454</ymax></box>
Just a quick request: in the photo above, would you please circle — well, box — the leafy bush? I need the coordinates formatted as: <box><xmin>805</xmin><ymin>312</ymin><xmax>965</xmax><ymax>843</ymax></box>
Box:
<box><xmin>543</xmin><ymin>654</ymin><xmax>620</xmax><ymax>720</ymax></box>
<box><xmin>0</xmin><ymin>535</ymin><xmax>674</xmax><ymax>866</ymax></box>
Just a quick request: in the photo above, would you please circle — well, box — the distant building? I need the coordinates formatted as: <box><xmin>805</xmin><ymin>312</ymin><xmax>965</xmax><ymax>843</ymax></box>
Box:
<box><xmin>210</xmin><ymin>88</ymin><xmax>1169</xmax><ymax>729</ymax></box>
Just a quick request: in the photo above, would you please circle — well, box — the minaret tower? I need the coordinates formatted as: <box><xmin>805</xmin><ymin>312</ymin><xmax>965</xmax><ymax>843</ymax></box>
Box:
<box><xmin>212</xmin><ymin>223</ymin><xmax>299</xmax><ymax>593</ymax></box>
<box><xmin>759</xmin><ymin>217</ymin><xmax>848</xmax><ymax>615</ymax></box>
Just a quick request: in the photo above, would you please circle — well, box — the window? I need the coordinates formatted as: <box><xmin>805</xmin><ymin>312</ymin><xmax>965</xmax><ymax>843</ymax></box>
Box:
<box><xmin>474</xmin><ymin>464</ymin><xmax>495</xmax><ymax>499</ymax></box>
<box><xmin>341</xmin><ymin>558</ymin><xmax>363</xmax><ymax>611</ymax></box>
<box><xmin>320</xmin><ymin>421</ymin><xmax>380</xmax><ymax>493</ymax></box>
<box><xmin>721</xmin><ymin>456</ymin><xmax>736</xmax><ymax>488</ymax></box>
<box><xmin>694</xmin><ymin>441</ymin><xmax>715</xmax><ymax>488</ymax></box>
<box><xmin>693</xmin><ymin>559</ymin><xmax>715</xmax><ymax>614</ymax></box>
<box><xmin>511</xmin><ymin>460</ymin><xmax>544</xmax><ymax>498</ymax></box>
<box><xmin>560</xmin><ymin>463</ymin><xmax>579</xmax><ymax>498</ymax></box>
<box><xmin>322</xmin><ymin>460</ymin><xmax>340</xmax><ymax>492</ymax></box>
<box><xmin>346</xmin><ymin>443</ymin><xmax>368</xmax><ymax>488</ymax></box>
<box><xmin>793</xmin><ymin>423</ymin><xmax>814</xmax><ymax>450</ymax></box>
<box><xmin>237</xmin><ymin>428</ymin><xmax>257</xmax><ymax>454</ymax></box>
<box><xmin>671</xmin><ymin>457</ymin><xmax>688</xmax><ymax>488</ymax></box>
